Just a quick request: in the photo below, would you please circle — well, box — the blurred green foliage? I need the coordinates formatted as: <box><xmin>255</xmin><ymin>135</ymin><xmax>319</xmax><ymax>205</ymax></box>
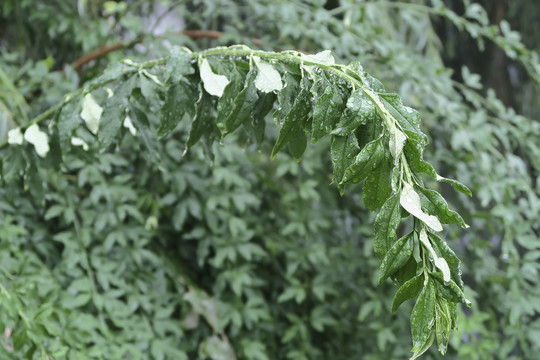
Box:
<box><xmin>0</xmin><ymin>0</ymin><xmax>539</xmax><ymax>359</ymax></box>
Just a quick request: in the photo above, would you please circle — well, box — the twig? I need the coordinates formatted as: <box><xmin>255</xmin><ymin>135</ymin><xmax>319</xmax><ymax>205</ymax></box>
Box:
<box><xmin>72</xmin><ymin>30</ymin><xmax>262</xmax><ymax>70</ymax></box>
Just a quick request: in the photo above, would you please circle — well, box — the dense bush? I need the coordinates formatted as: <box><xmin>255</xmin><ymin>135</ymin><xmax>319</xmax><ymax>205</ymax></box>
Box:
<box><xmin>1</xmin><ymin>1</ymin><xmax>539</xmax><ymax>359</ymax></box>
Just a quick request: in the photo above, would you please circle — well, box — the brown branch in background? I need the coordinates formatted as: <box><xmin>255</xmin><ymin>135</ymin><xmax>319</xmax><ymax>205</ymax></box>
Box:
<box><xmin>72</xmin><ymin>30</ymin><xmax>262</xmax><ymax>70</ymax></box>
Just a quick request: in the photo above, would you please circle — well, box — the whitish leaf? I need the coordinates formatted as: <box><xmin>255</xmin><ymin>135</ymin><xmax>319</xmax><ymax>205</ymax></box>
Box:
<box><xmin>199</xmin><ymin>58</ymin><xmax>230</xmax><ymax>97</ymax></box>
<box><xmin>123</xmin><ymin>115</ymin><xmax>137</xmax><ymax>136</ymax></box>
<box><xmin>378</xmin><ymin>231</ymin><xmax>413</xmax><ymax>284</ymax></box>
<box><xmin>392</xmin><ymin>275</ymin><xmax>423</xmax><ymax>313</ymax></box>
<box><xmin>301</xmin><ymin>50</ymin><xmax>335</xmax><ymax>65</ymax></box>
<box><xmin>419</xmin><ymin>229</ymin><xmax>450</xmax><ymax>283</ymax></box>
<box><xmin>80</xmin><ymin>94</ymin><xmax>103</xmax><ymax>134</ymax></box>
<box><xmin>7</xmin><ymin>127</ymin><xmax>23</xmax><ymax>145</ymax></box>
<box><xmin>254</xmin><ymin>57</ymin><xmax>283</xmax><ymax>93</ymax></box>
<box><xmin>24</xmin><ymin>124</ymin><xmax>49</xmax><ymax>157</ymax></box>
<box><xmin>400</xmin><ymin>182</ymin><xmax>443</xmax><ymax>232</ymax></box>
<box><xmin>373</xmin><ymin>190</ymin><xmax>402</xmax><ymax>259</ymax></box>
<box><xmin>410</xmin><ymin>279</ymin><xmax>435</xmax><ymax>353</ymax></box>
<box><xmin>71</xmin><ymin>137</ymin><xmax>88</xmax><ymax>150</ymax></box>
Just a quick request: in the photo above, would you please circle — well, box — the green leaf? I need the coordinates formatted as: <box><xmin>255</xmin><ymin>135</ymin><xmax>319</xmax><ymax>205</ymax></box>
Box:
<box><xmin>271</xmin><ymin>80</ymin><xmax>312</xmax><ymax>160</ymax></box>
<box><xmin>363</xmin><ymin>153</ymin><xmax>392</xmax><ymax>211</ymax></box>
<box><xmin>128</xmin><ymin>103</ymin><xmax>161</xmax><ymax>164</ymax></box>
<box><xmin>98</xmin><ymin>75</ymin><xmax>137</xmax><ymax>149</ymax></box>
<box><xmin>273</xmin><ymin>72</ymin><xmax>299</xmax><ymax>122</ymax></box>
<box><xmin>418</xmin><ymin>186</ymin><xmax>468</xmax><ymax>228</ymax></box>
<box><xmin>378</xmin><ymin>93</ymin><xmax>422</xmax><ymax>138</ymax></box>
<box><xmin>289</xmin><ymin>126</ymin><xmax>307</xmax><ymax>162</ymax></box>
<box><xmin>342</xmin><ymin>137</ymin><xmax>384</xmax><ymax>184</ymax></box>
<box><xmin>428</xmin><ymin>233</ymin><xmax>464</xmax><ymax>289</ymax></box>
<box><xmin>400</xmin><ymin>182</ymin><xmax>443</xmax><ymax>232</ymax></box>
<box><xmin>410</xmin><ymin>279</ymin><xmax>436</xmax><ymax>352</ymax></box>
<box><xmin>158</xmin><ymin>80</ymin><xmax>197</xmax><ymax>138</ymax></box>
<box><xmin>216</xmin><ymin>67</ymin><xmax>245</xmax><ymax>129</ymax></box>
<box><xmin>331</xmin><ymin>90</ymin><xmax>375</xmax><ymax>136</ymax></box>
<box><xmin>431</xmin><ymin>272</ymin><xmax>471</xmax><ymax>306</ymax></box>
<box><xmin>311</xmin><ymin>82</ymin><xmax>345</xmax><ymax>143</ymax></box>
<box><xmin>330</xmin><ymin>134</ymin><xmax>360</xmax><ymax>195</ymax></box>
<box><xmin>245</xmin><ymin>92</ymin><xmax>275</xmax><ymax>144</ymax></box>
<box><xmin>435</xmin><ymin>298</ymin><xmax>452</xmax><ymax>355</ymax></box>
<box><xmin>186</xmin><ymin>87</ymin><xmax>216</xmax><ymax>150</ymax></box>
<box><xmin>436</xmin><ymin>175</ymin><xmax>473</xmax><ymax>197</ymax></box>
<box><xmin>409</xmin><ymin>331</ymin><xmax>435</xmax><ymax>360</ymax></box>
<box><xmin>392</xmin><ymin>275</ymin><xmax>423</xmax><ymax>313</ymax></box>
<box><xmin>57</xmin><ymin>99</ymin><xmax>81</xmax><ymax>152</ymax></box>
<box><xmin>378</xmin><ymin>231</ymin><xmax>413</xmax><ymax>284</ymax></box>
<box><xmin>373</xmin><ymin>191</ymin><xmax>402</xmax><ymax>259</ymax></box>
<box><xmin>404</xmin><ymin>138</ymin><xmax>436</xmax><ymax>178</ymax></box>
<box><xmin>165</xmin><ymin>46</ymin><xmax>195</xmax><ymax>83</ymax></box>
<box><xmin>199</xmin><ymin>58</ymin><xmax>230</xmax><ymax>97</ymax></box>
<box><xmin>224</xmin><ymin>67</ymin><xmax>259</xmax><ymax>134</ymax></box>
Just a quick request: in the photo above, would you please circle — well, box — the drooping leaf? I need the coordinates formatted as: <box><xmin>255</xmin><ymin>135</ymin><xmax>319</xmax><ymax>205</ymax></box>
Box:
<box><xmin>435</xmin><ymin>298</ymin><xmax>452</xmax><ymax>355</ymax></box>
<box><xmin>404</xmin><ymin>138</ymin><xmax>437</xmax><ymax>178</ymax></box>
<box><xmin>373</xmin><ymin>190</ymin><xmax>402</xmax><ymax>259</ymax></box>
<box><xmin>186</xmin><ymin>87</ymin><xmax>216</xmax><ymax>151</ymax></box>
<box><xmin>419</xmin><ymin>228</ymin><xmax>451</xmax><ymax>283</ymax></box>
<box><xmin>330</xmin><ymin>134</ymin><xmax>360</xmax><ymax>194</ymax></box>
<box><xmin>271</xmin><ymin>80</ymin><xmax>312</xmax><ymax>160</ymax></box>
<box><xmin>436</xmin><ymin>175</ymin><xmax>473</xmax><ymax>197</ymax></box>
<box><xmin>410</xmin><ymin>279</ymin><xmax>436</xmax><ymax>352</ymax></box>
<box><xmin>57</xmin><ymin>99</ymin><xmax>81</xmax><ymax>152</ymax></box>
<box><xmin>158</xmin><ymin>80</ymin><xmax>197</xmax><ymax>138</ymax></box>
<box><xmin>199</xmin><ymin>58</ymin><xmax>230</xmax><ymax>97</ymax></box>
<box><xmin>289</xmin><ymin>127</ymin><xmax>307</xmax><ymax>162</ymax></box>
<box><xmin>216</xmin><ymin>67</ymin><xmax>245</xmax><ymax>129</ymax></box>
<box><xmin>418</xmin><ymin>186</ymin><xmax>468</xmax><ymax>228</ymax></box>
<box><xmin>428</xmin><ymin>232</ymin><xmax>464</xmax><ymax>289</ymax></box>
<box><xmin>128</xmin><ymin>103</ymin><xmax>161</xmax><ymax>164</ymax></box>
<box><xmin>273</xmin><ymin>72</ymin><xmax>300</xmax><ymax>123</ymax></box>
<box><xmin>392</xmin><ymin>275</ymin><xmax>423</xmax><ymax>313</ymax></box>
<box><xmin>245</xmin><ymin>92</ymin><xmax>276</xmax><ymax>144</ymax></box>
<box><xmin>378</xmin><ymin>93</ymin><xmax>424</xmax><ymax>141</ymax></box>
<box><xmin>378</xmin><ymin>231</ymin><xmax>414</xmax><ymax>284</ymax></box>
<box><xmin>98</xmin><ymin>75</ymin><xmax>137</xmax><ymax>149</ymax></box>
<box><xmin>331</xmin><ymin>90</ymin><xmax>376</xmax><ymax>136</ymax></box>
<box><xmin>400</xmin><ymin>182</ymin><xmax>443</xmax><ymax>232</ymax></box>
<box><xmin>363</xmin><ymin>153</ymin><xmax>392</xmax><ymax>211</ymax></box>
<box><xmin>431</xmin><ymin>272</ymin><xmax>471</xmax><ymax>306</ymax></box>
<box><xmin>224</xmin><ymin>67</ymin><xmax>259</xmax><ymax>134</ymax></box>
<box><xmin>342</xmin><ymin>137</ymin><xmax>384</xmax><ymax>184</ymax></box>
<box><xmin>312</xmin><ymin>82</ymin><xmax>345</xmax><ymax>143</ymax></box>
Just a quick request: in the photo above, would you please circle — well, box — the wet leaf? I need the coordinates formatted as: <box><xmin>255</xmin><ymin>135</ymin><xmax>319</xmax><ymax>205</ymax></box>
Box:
<box><xmin>199</xmin><ymin>58</ymin><xmax>230</xmax><ymax>97</ymax></box>
<box><xmin>330</xmin><ymin>134</ymin><xmax>360</xmax><ymax>194</ymax></box>
<box><xmin>254</xmin><ymin>57</ymin><xmax>283</xmax><ymax>93</ymax></box>
<box><xmin>392</xmin><ymin>275</ymin><xmax>423</xmax><ymax>313</ymax></box>
<box><xmin>373</xmin><ymin>190</ymin><xmax>402</xmax><ymax>259</ymax></box>
<box><xmin>158</xmin><ymin>80</ymin><xmax>197</xmax><ymax>138</ymax></box>
<box><xmin>363</xmin><ymin>153</ymin><xmax>392</xmax><ymax>211</ymax></box>
<box><xmin>400</xmin><ymin>182</ymin><xmax>443</xmax><ymax>232</ymax></box>
<box><xmin>410</xmin><ymin>279</ymin><xmax>435</xmax><ymax>353</ymax></box>
<box><xmin>378</xmin><ymin>231</ymin><xmax>414</xmax><ymax>284</ymax></box>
